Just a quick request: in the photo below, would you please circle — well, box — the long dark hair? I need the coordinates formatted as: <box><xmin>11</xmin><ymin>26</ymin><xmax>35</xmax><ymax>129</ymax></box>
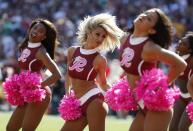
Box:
<box><xmin>19</xmin><ymin>18</ymin><xmax>59</xmax><ymax>59</ymax></box>
<box><xmin>128</xmin><ymin>8</ymin><xmax>173</xmax><ymax>49</ymax></box>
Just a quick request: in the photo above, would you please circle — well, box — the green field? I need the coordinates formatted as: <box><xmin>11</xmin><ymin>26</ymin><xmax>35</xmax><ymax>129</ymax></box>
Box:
<box><xmin>1</xmin><ymin>112</ymin><xmax>193</xmax><ymax>131</ymax></box>
<box><xmin>0</xmin><ymin>112</ymin><xmax>132</xmax><ymax>131</ymax></box>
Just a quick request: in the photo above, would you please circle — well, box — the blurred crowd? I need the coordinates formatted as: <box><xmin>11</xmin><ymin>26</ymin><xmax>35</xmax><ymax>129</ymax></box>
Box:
<box><xmin>0</xmin><ymin>0</ymin><xmax>193</xmax><ymax>115</ymax></box>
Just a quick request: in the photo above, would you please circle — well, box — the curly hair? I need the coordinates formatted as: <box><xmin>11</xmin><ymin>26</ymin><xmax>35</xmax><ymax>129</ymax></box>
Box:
<box><xmin>129</xmin><ymin>8</ymin><xmax>173</xmax><ymax>49</ymax></box>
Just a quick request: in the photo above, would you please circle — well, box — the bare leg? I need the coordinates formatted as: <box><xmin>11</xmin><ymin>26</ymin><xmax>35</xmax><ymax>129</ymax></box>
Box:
<box><xmin>178</xmin><ymin>109</ymin><xmax>192</xmax><ymax>131</ymax></box>
<box><xmin>144</xmin><ymin>109</ymin><xmax>172</xmax><ymax>131</ymax></box>
<box><xmin>6</xmin><ymin>104</ymin><xmax>27</xmax><ymax>131</ymax></box>
<box><xmin>87</xmin><ymin>99</ymin><xmax>108</xmax><ymax>131</ymax></box>
<box><xmin>60</xmin><ymin>116</ymin><xmax>87</xmax><ymax>131</ymax></box>
<box><xmin>169</xmin><ymin>98</ymin><xmax>186</xmax><ymax>131</ymax></box>
<box><xmin>22</xmin><ymin>94</ymin><xmax>51</xmax><ymax>131</ymax></box>
<box><xmin>129</xmin><ymin>111</ymin><xmax>145</xmax><ymax>131</ymax></box>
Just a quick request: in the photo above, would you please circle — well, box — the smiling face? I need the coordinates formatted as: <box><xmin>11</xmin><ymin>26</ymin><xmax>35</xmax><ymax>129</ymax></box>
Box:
<box><xmin>87</xmin><ymin>26</ymin><xmax>107</xmax><ymax>49</ymax></box>
<box><xmin>134</xmin><ymin>9</ymin><xmax>159</xmax><ymax>35</ymax></box>
<box><xmin>29</xmin><ymin>22</ymin><xmax>46</xmax><ymax>43</ymax></box>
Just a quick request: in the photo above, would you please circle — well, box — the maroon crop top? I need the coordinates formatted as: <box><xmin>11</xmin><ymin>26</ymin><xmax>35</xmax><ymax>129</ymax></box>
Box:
<box><xmin>68</xmin><ymin>47</ymin><xmax>99</xmax><ymax>81</ymax></box>
<box><xmin>119</xmin><ymin>35</ymin><xmax>156</xmax><ymax>76</ymax></box>
<box><xmin>18</xmin><ymin>43</ymin><xmax>43</xmax><ymax>72</ymax></box>
<box><xmin>179</xmin><ymin>55</ymin><xmax>193</xmax><ymax>81</ymax></box>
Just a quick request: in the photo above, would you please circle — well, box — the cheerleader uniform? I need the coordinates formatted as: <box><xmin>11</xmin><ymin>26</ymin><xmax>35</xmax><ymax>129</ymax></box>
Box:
<box><xmin>120</xmin><ymin>35</ymin><xmax>156</xmax><ymax>76</ymax></box>
<box><xmin>119</xmin><ymin>34</ymin><xmax>156</xmax><ymax>110</ymax></box>
<box><xmin>18</xmin><ymin>42</ymin><xmax>51</xmax><ymax>95</ymax></box>
<box><xmin>68</xmin><ymin>46</ymin><xmax>104</xmax><ymax>116</ymax></box>
<box><xmin>177</xmin><ymin>54</ymin><xmax>193</xmax><ymax>104</ymax></box>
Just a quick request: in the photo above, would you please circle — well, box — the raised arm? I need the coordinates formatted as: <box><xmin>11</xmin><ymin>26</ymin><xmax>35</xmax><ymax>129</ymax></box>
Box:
<box><xmin>64</xmin><ymin>47</ymin><xmax>76</xmax><ymax>93</ymax></box>
<box><xmin>142</xmin><ymin>42</ymin><xmax>187</xmax><ymax>84</ymax></box>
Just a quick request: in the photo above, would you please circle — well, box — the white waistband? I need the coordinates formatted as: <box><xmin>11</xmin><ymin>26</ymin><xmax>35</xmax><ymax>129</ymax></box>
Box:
<box><xmin>79</xmin><ymin>88</ymin><xmax>101</xmax><ymax>105</ymax></box>
<box><xmin>181</xmin><ymin>92</ymin><xmax>191</xmax><ymax>98</ymax></box>
<box><xmin>138</xmin><ymin>99</ymin><xmax>145</xmax><ymax>109</ymax></box>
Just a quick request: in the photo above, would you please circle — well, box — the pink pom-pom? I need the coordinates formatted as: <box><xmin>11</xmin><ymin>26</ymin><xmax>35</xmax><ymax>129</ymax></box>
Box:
<box><xmin>3</xmin><ymin>71</ymin><xmax>46</xmax><ymax>105</ymax></box>
<box><xmin>135</xmin><ymin>68</ymin><xmax>178</xmax><ymax>111</ymax></box>
<box><xmin>3</xmin><ymin>74</ymin><xmax>24</xmax><ymax>106</ymax></box>
<box><xmin>20</xmin><ymin>89</ymin><xmax>46</xmax><ymax>103</ymax></box>
<box><xmin>135</xmin><ymin>68</ymin><xmax>168</xmax><ymax>101</ymax></box>
<box><xmin>143</xmin><ymin>88</ymin><xmax>175</xmax><ymax>111</ymax></box>
<box><xmin>58</xmin><ymin>91</ymin><xmax>82</xmax><ymax>121</ymax></box>
<box><xmin>171</xmin><ymin>85</ymin><xmax>180</xmax><ymax>100</ymax></box>
<box><xmin>105</xmin><ymin>77</ymin><xmax>138</xmax><ymax>111</ymax></box>
<box><xmin>18</xmin><ymin>71</ymin><xmax>42</xmax><ymax>89</ymax></box>
<box><xmin>186</xmin><ymin>102</ymin><xmax>193</xmax><ymax>122</ymax></box>
<box><xmin>18</xmin><ymin>71</ymin><xmax>46</xmax><ymax>103</ymax></box>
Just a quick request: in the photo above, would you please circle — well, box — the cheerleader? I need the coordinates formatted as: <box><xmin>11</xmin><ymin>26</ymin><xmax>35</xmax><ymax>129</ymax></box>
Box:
<box><xmin>59</xmin><ymin>13</ymin><xmax>123</xmax><ymax>131</ymax></box>
<box><xmin>169</xmin><ymin>32</ymin><xmax>193</xmax><ymax>131</ymax></box>
<box><xmin>119</xmin><ymin>8</ymin><xmax>186</xmax><ymax>131</ymax></box>
<box><xmin>6</xmin><ymin>19</ymin><xmax>61</xmax><ymax>131</ymax></box>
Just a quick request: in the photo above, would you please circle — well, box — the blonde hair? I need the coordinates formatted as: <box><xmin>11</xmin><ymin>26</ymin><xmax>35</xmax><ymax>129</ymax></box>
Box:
<box><xmin>77</xmin><ymin>13</ymin><xmax>124</xmax><ymax>51</ymax></box>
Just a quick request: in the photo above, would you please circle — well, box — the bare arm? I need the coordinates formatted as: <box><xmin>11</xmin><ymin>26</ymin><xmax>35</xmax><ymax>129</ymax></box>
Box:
<box><xmin>95</xmin><ymin>55</ymin><xmax>110</xmax><ymax>92</ymax></box>
<box><xmin>142</xmin><ymin>42</ymin><xmax>187</xmax><ymax>84</ymax></box>
<box><xmin>36</xmin><ymin>48</ymin><xmax>61</xmax><ymax>87</ymax></box>
<box><xmin>64</xmin><ymin>47</ymin><xmax>76</xmax><ymax>93</ymax></box>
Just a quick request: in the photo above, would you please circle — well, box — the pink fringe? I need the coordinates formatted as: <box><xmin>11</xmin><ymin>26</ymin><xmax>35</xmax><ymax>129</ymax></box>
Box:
<box><xmin>3</xmin><ymin>74</ymin><xmax>24</xmax><ymax>106</ymax></box>
<box><xmin>105</xmin><ymin>77</ymin><xmax>138</xmax><ymax>111</ymax></box>
<box><xmin>3</xmin><ymin>71</ymin><xmax>46</xmax><ymax>105</ymax></box>
<box><xmin>18</xmin><ymin>71</ymin><xmax>46</xmax><ymax>103</ymax></box>
<box><xmin>58</xmin><ymin>91</ymin><xmax>82</xmax><ymax>121</ymax></box>
<box><xmin>135</xmin><ymin>68</ymin><xmax>180</xmax><ymax>111</ymax></box>
<box><xmin>186</xmin><ymin>102</ymin><xmax>193</xmax><ymax>122</ymax></box>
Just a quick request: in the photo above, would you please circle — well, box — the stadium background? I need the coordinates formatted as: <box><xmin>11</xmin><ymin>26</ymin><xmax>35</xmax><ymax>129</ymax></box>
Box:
<box><xmin>0</xmin><ymin>0</ymin><xmax>193</xmax><ymax>130</ymax></box>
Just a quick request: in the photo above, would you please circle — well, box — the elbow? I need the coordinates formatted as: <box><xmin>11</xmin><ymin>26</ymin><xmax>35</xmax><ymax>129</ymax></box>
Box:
<box><xmin>179</xmin><ymin>61</ymin><xmax>187</xmax><ymax>73</ymax></box>
<box><xmin>182</xmin><ymin>61</ymin><xmax>187</xmax><ymax>72</ymax></box>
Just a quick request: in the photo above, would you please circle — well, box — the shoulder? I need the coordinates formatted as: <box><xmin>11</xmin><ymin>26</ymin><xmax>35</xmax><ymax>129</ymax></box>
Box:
<box><xmin>36</xmin><ymin>46</ymin><xmax>47</xmax><ymax>56</ymax></box>
<box><xmin>143</xmin><ymin>40</ymin><xmax>165</xmax><ymax>56</ymax></box>
<box><xmin>35</xmin><ymin>46</ymin><xmax>51</xmax><ymax>61</ymax></box>
<box><xmin>143</xmin><ymin>41</ymin><xmax>161</xmax><ymax>52</ymax></box>
<box><xmin>142</xmin><ymin>40</ymin><xmax>165</xmax><ymax>61</ymax></box>
<box><xmin>67</xmin><ymin>46</ymin><xmax>79</xmax><ymax>57</ymax></box>
<box><xmin>120</xmin><ymin>33</ymin><xmax>130</xmax><ymax>45</ymax></box>
<box><xmin>95</xmin><ymin>53</ymin><xmax>107</xmax><ymax>66</ymax></box>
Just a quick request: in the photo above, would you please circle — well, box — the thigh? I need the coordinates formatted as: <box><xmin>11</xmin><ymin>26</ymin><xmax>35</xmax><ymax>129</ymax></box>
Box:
<box><xmin>6</xmin><ymin>105</ymin><xmax>27</xmax><ymax>131</ymax></box>
<box><xmin>178</xmin><ymin>109</ymin><xmax>192</xmax><ymax>131</ymax></box>
<box><xmin>60</xmin><ymin>116</ymin><xmax>87</xmax><ymax>131</ymax></box>
<box><xmin>129</xmin><ymin>111</ymin><xmax>145</xmax><ymax>131</ymax></box>
<box><xmin>86</xmin><ymin>99</ymin><xmax>108</xmax><ymax>131</ymax></box>
<box><xmin>22</xmin><ymin>94</ymin><xmax>51</xmax><ymax>131</ymax></box>
<box><xmin>144</xmin><ymin>109</ymin><xmax>172</xmax><ymax>131</ymax></box>
<box><xmin>169</xmin><ymin>99</ymin><xmax>186</xmax><ymax>131</ymax></box>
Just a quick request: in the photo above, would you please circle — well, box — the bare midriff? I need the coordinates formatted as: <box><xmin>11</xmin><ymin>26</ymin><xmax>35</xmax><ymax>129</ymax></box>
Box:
<box><xmin>126</xmin><ymin>73</ymin><xmax>140</xmax><ymax>90</ymax></box>
<box><xmin>70</xmin><ymin>78</ymin><xmax>96</xmax><ymax>98</ymax></box>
